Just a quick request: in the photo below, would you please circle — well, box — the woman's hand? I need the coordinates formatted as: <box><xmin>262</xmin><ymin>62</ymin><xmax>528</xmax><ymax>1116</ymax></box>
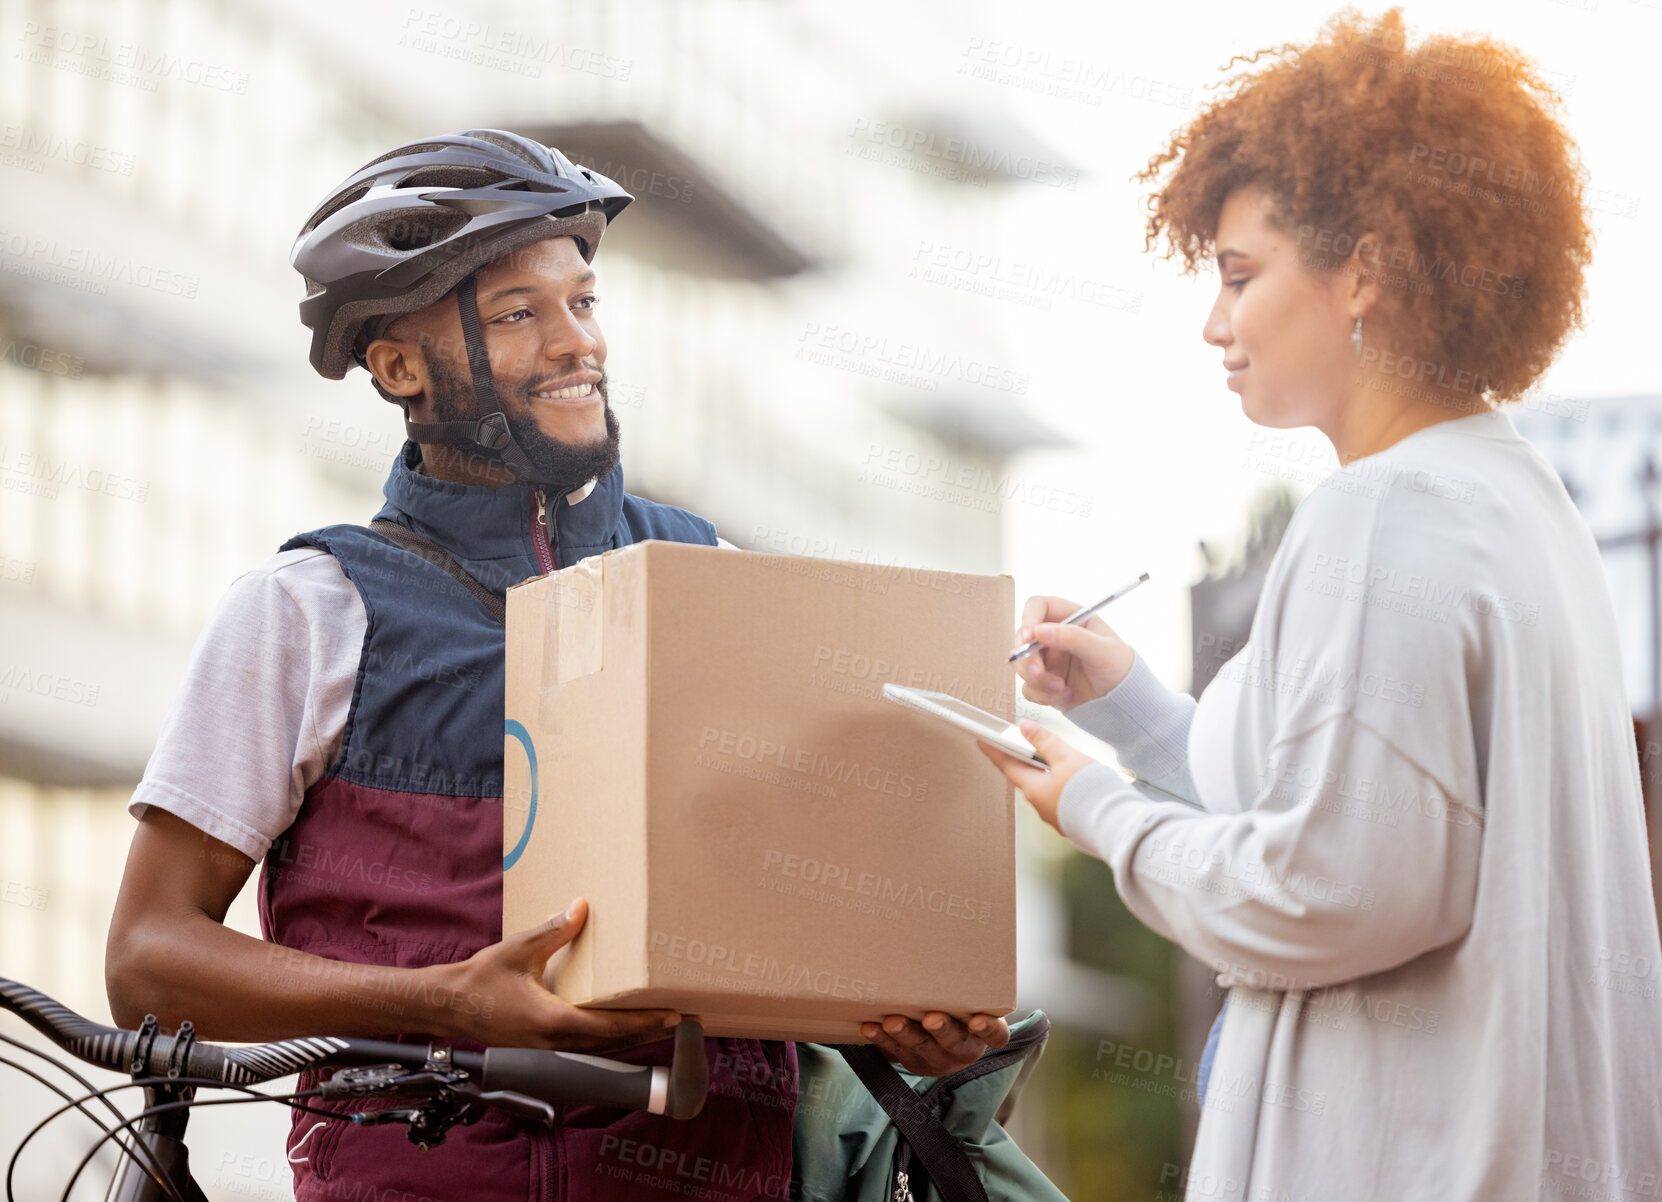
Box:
<box><xmin>1013</xmin><ymin>595</ymin><xmax>1135</xmax><ymax>711</ymax></box>
<box><xmin>979</xmin><ymin>722</ymin><xmax>1098</xmax><ymax>832</ymax></box>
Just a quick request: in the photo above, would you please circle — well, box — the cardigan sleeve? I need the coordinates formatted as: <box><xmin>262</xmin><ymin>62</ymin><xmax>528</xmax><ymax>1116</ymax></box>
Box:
<box><xmin>1054</xmin><ymin>468</ymin><xmax>1494</xmax><ymax>991</ymax></box>
<box><xmin>1055</xmin><ymin>710</ymin><xmax>1483</xmax><ymax>991</ymax></box>
<box><xmin>1061</xmin><ymin>648</ymin><xmax>1204</xmax><ymax>808</ymax></box>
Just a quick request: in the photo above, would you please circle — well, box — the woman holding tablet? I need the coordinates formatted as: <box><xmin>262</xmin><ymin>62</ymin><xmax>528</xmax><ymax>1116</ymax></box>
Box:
<box><xmin>979</xmin><ymin>8</ymin><xmax>1662</xmax><ymax>1200</ymax></box>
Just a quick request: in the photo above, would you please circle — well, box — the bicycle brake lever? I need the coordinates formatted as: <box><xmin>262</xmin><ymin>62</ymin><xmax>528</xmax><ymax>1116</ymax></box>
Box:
<box><xmin>472</xmin><ymin>1088</ymin><xmax>555</xmax><ymax>1126</ymax></box>
<box><xmin>438</xmin><ymin>1075</ymin><xmax>555</xmax><ymax>1126</ymax></box>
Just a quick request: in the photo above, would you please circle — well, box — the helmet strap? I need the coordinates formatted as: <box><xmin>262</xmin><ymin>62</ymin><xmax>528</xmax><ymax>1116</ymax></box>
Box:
<box><xmin>402</xmin><ymin>272</ymin><xmax>545</xmax><ymax>483</ymax></box>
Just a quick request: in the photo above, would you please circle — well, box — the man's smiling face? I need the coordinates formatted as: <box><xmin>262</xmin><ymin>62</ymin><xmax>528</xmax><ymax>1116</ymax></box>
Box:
<box><xmin>366</xmin><ymin>233</ymin><xmax>620</xmax><ymax>489</ymax></box>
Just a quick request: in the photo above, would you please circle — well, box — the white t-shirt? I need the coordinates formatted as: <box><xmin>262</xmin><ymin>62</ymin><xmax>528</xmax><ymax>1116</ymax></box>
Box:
<box><xmin>128</xmin><ymin>490</ymin><xmax>736</xmax><ymax>862</ymax></box>
<box><xmin>1186</xmin><ymin>652</ymin><xmax>1249</xmax><ymax>814</ymax></box>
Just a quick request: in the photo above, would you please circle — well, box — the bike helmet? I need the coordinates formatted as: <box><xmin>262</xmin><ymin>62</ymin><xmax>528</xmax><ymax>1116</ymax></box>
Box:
<box><xmin>291</xmin><ymin>129</ymin><xmax>632</xmax><ymax>482</ymax></box>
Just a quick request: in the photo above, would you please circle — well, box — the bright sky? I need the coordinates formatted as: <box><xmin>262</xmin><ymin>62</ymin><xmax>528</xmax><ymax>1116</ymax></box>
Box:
<box><xmin>966</xmin><ymin>0</ymin><xmax>1660</xmax><ymax>692</ymax></box>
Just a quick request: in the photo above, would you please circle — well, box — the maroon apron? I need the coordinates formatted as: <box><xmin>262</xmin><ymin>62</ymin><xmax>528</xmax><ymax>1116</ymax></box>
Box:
<box><xmin>258</xmin><ymin>444</ymin><xmax>797</xmax><ymax>1200</ymax></box>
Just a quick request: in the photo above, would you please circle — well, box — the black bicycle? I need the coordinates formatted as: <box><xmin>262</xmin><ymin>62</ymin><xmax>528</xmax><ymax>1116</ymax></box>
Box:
<box><xmin>0</xmin><ymin>976</ymin><xmax>708</xmax><ymax>1202</ymax></box>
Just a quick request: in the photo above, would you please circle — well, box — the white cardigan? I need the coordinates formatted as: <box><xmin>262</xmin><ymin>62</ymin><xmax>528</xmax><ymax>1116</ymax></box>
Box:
<box><xmin>1057</xmin><ymin>407</ymin><xmax>1662</xmax><ymax>1201</ymax></box>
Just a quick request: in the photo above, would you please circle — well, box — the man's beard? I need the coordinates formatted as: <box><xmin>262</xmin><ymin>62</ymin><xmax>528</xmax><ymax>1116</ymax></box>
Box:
<box><xmin>425</xmin><ymin>355</ymin><xmax>621</xmax><ymax>491</ymax></box>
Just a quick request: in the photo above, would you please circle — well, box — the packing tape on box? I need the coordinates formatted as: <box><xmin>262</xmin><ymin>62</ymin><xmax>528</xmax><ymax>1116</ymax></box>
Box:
<box><xmin>553</xmin><ymin>556</ymin><xmax>605</xmax><ymax>683</ymax></box>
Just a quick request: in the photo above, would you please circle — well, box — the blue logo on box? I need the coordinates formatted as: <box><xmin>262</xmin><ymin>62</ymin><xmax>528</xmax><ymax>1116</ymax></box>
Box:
<box><xmin>503</xmin><ymin>719</ymin><xmax>537</xmax><ymax>870</ymax></box>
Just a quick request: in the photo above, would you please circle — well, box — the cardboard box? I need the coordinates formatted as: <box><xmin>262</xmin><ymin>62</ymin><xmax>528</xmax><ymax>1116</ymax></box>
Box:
<box><xmin>502</xmin><ymin>541</ymin><xmax>1017</xmax><ymax>1043</ymax></box>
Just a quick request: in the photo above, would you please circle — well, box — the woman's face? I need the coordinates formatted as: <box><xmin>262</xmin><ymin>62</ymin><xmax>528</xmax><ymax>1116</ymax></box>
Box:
<box><xmin>1203</xmin><ymin>186</ymin><xmax>1360</xmax><ymax>432</ymax></box>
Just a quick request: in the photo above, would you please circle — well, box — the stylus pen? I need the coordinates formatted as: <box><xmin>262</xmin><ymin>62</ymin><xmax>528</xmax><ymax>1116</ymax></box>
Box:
<box><xmin>1007</xmin><ymin>572</ymin><xmax>1150</xmax><ymax>662</ymax></box>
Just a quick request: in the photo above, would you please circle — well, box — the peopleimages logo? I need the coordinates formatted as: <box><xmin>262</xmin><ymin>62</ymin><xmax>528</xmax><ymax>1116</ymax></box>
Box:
<box><xmin>0</xmin><ymin>445</ymin><xmax>149</xmax><ymax>502</ymax></box>
<box><xmin>909</xmin><ymin>239</ymin><xmax>1144</xmax><ymax>313</ymax></box>
<box><xmin>847</xmin><ymin>118</ymin><xmax>1078</xmax><ymax>190</ymax></box>
<box><xmin>1295</xmin><ymin>225</ymin><xmax>1526</xmax><ymax>298</ymax></box>
<box><xmin>597</xmin><ymin>1134</ymin><xmax>789</xmax><ymax>1199</ymax></box>
<box><xmin>0</xmin><ymin>230</ymin><xmax>199</xmax><ymax>298</ymax></box>
<box><xmin>0</xmin><ymin>664</ymin><xmax>99</xmax><ymax>707</ymax></box>
<box><xmin>696</xmin><ymin>726</ymin><xmax>926</xmax><ymax>800</ymax></box>
<box><xmin>1406</xmin><ymin>142</ymin><xmax>1572</xmax><ymax>197</ymax></box>
<box><xmin>649</xmin><ymin>929</ymin><xmax>880</xmax><ymax>1003</ymax></box>
<box><xmin>957</xmin><ymin>37</ymin><xmax>1196</xmax><ymax>110</ymax></box>
<box><xmin>796</xmin><ymin>322</ymin><xmax>1030</xmax><ymax>395</ymax></box>
<box><xmin>810</xmin><ymin>644</ymin><xmax>1009</xmax><ymax>710</ymax></box>
<box><xmin>859</xmin><ymin>443</ymin><xmax>1092</xmax><ymax>517</ymax></box>
<box><xmin>16</xmin><ymin>22</ymin><xmax>252</xmax><ymax>93</ymax></box>
<box><xmin>760</xmin><ymin>849</ymin><xmax>993</xmax><ymax>924</ymax></box>
<box><xmin>265</xmin><ymin>841</ymin><xmax>433</xmax><ymax>894</ymax></box>
<box><xmin>0</xmin><ymin>124</ymin><xmax>134</xmax><ymax>174</ymax></box>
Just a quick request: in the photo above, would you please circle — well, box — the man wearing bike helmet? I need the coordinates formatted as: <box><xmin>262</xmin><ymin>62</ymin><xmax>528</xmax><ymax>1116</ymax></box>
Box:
<box><xmin>106</xmin><ymin>130</ymin><xmax>1007</xmax><ymax>1200</ymax></box>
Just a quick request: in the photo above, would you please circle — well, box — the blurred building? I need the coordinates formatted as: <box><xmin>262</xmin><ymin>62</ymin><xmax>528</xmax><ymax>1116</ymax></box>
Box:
<box><xmin>0</xmin><ymin>0</ymin><xmax>1142</xmax><ymax>1195</ymax></box>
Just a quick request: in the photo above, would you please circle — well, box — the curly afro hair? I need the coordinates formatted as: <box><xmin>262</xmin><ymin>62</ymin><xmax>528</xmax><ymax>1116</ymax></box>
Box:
<box><xmin>1135</xmin><ymin>6</ymin><xmax>1592</xmax><ymax>404</ymax></box>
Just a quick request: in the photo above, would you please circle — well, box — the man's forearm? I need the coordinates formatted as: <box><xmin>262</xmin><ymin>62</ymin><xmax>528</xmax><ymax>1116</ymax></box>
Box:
<box><xmin>108</xmin><ymin>911</ymin><xmax>478</xmax><ymax>1044</ymax></box>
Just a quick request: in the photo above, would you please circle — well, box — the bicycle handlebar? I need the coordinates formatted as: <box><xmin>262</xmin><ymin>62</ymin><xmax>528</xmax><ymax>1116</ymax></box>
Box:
<box><xmin>0</xmin><ymin>976</ymin><xmax>708</xmax><ymax>1120</ymax></box>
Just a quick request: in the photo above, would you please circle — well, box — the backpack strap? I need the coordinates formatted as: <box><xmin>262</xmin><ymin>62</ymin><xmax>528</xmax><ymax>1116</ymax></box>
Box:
<box><xmin>368</xmin><ymin>518</ymin><xmax>507</xmax><ymax>626</ymax></box>
<box><xmin>835</xmin><ymin>1043</ymin><xmax>991</xmax><ymax>1202</ymax></box>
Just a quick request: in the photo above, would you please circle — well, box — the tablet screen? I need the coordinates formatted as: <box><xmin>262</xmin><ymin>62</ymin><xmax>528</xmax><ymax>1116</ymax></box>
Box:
<box><xmin>882</xmin><ymin>684</ymin><xmax>1049</xmax><ymax>769</ymax></box>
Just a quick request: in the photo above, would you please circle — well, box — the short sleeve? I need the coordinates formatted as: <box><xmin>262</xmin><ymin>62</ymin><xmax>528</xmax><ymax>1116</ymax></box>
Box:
<box><xmin>126</xmin><ymin>549</ymin><xmax>363</xmax><ymax>861</ymax></box>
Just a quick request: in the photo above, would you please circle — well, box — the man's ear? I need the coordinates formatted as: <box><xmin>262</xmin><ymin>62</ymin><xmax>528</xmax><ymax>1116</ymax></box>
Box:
<box><xmin>363</xmin><ymin>333</ymin><xmax>427</xmax><ymax>401</ymax></box>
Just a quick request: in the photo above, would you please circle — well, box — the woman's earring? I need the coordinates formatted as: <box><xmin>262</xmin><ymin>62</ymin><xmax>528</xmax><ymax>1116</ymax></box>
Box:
<box><xmin>1351</xmin><ymin>317</ymin><xmax>1364</xmax><ymax>357</ymax></box>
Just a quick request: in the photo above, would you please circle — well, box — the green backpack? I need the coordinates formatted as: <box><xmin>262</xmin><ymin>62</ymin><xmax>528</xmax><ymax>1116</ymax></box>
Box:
<box><xmin>792</xmin><ymin>1010</ymin><xmax>1070</xmax><ymax>1202</ymax></box>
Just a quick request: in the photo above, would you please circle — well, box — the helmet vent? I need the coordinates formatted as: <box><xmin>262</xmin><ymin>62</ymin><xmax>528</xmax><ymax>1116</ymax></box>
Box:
<box><xmin>461</xmin><ymin>128</ymin><xmax>543</xmax><ymax>166</ymax></box>
<box><xmin>399</xmin><ymin>166</ymin><xmax>502</xmax><ymax>191</ymax></box>
<box><xmin>362</xmin><ymin>142</ymin><xmax>453</xmax><ymax>170</ymax></box>
<box><xmin>339</xmin><ymin>206</ymin><xmax>470</xmax><ymax>253</ymax></box>
<box><xmin>303</xmin><ymin>184</ymin><xmax>370</xmax><ymax>234</ymax></box>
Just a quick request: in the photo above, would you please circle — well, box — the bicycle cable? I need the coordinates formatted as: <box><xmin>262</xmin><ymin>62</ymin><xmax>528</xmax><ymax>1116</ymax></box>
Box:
<box><xmin>20</xmin><ymin>1077</ymin><xmax>340</xmax><ymax>1202</ymax></box>
<box><xmin>0</xmin><ymin>1053</ymin><xmax>188</xmax><ymax>1202</ymax></box>
<box><xmin>0</xmin><ymin>1035</ymin><xmax>185</xmax><ymax>1202</ymax></box>
<box><xmin>0</xmin><ymin>1029</ymin><xmax>131</xmax><ymax>1128</ymax></box>
<box><xmin>55</xmin><ymin>1083</ymin><xmax>331</xmax><ymax>1202</ymax></box>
